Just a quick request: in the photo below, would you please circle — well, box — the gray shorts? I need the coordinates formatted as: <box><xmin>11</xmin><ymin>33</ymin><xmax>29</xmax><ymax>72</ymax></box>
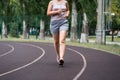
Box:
<box><xmin>50</xmin><ymin>19</ymin><xmax>69</xmax><ymax>35</ymax></box>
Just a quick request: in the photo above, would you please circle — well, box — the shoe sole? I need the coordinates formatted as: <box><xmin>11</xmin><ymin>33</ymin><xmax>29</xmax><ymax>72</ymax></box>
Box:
<box><xmin>59</xmin><ymin>60</ymin><xmax>64</xmax><ymax>65</ymax></box>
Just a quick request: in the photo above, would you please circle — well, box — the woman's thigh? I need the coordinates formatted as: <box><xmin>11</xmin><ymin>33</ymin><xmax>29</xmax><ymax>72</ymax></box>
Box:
<box><xmin>59</xmin><ymin>30</ymin><xmax>67</xmax><ymax>43</ymax></box>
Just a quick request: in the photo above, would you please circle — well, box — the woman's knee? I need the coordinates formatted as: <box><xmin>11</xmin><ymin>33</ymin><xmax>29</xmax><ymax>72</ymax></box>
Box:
<box><xmin>54</xmin><ymin>40</ymin><xmax>59</xmax><ymax>45</ymax></box>
<box><xmin>59</xmin><ymin>39</ymin><xmax>65</xmax><ymax>44</ymax></box>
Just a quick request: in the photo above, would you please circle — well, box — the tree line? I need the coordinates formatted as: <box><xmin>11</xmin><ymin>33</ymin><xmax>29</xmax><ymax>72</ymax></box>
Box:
<box><xmin>0</xmin><ymin>0</ymin><xmax>119</xmax><ymax>44</ymax></box>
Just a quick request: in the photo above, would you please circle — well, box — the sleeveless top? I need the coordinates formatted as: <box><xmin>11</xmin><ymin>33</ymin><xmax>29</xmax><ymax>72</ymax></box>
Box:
<box><xmin>51</xmin><ymin>0</ymin><xmax>67</xmax><ymax>21</ymax></box>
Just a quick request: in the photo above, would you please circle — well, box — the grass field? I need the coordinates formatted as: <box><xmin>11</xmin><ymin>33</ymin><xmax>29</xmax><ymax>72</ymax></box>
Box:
<box><xmin>0</xmin><ymin>35</ymin><xmax>120</xmax><ymax>55</ymax></box>
<box><xmin>89</xmin><ymin>36</ymin><xmax>120</xmax><ymax>42</ymax></box>
<box><xmin>66</xmin><ymin>41</ymin><xmax>120</xmax><ymax>55</ymax></box>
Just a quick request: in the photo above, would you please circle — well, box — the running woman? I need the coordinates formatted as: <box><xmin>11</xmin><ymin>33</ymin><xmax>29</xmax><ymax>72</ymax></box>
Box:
<box><xmin>47</xmin><ymin>0</ymin><xmax>70</xmax><ymax>65</ymax></box>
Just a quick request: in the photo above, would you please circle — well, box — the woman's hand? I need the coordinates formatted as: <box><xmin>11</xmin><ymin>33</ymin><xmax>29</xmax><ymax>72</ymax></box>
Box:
<box><xmin>64</xmin><ymin>12</ymin><xmax>69</xmax><ymax>18</ymax></box>
<box><xmin>64</xmin><ymin>14</ymin><xmax>69</xmax><ymax>18</ymax></box>
<box><xmin>55</xmin><ymin>9</ymin><xmax>62</xmax><ymax>14</ymax></box>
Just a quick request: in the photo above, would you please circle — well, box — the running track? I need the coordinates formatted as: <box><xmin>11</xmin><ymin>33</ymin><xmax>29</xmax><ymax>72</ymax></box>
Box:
<box><xmin>0</xmin><ymin>41</ymin><xmax>120</xmax><ymax>80</ymax></box>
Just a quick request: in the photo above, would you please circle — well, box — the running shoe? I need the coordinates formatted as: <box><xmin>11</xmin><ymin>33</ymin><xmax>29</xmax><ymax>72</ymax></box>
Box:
<box><xmin>59</xmin><ymin>59</ymin><xmax>64</xmax><ymax>65</ymax></box>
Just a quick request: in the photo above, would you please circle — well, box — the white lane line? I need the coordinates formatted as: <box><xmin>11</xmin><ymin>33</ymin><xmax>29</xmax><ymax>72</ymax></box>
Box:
<box><xmin>0</xmin><ymin>44</ymin><xmax>14</xmax><ymax>58</ymax></box>
<box><xmin>0</xmin><ymin>43</ymin><xmax>45</xmax><ymax>77</ymax></box>
<box><xmin>67</xmin><ymin>48</ymin><xmax>87</xmax><ymax>80</ymax></box>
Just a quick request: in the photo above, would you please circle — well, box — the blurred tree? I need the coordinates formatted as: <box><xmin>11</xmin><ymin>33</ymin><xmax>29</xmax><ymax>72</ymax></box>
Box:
<box><xmin>9</xmin><ymin>22</ymin><xmax>19</xmax><ymax>37</ymax></box>
<box><xmin>70</xmin><ymin>0</ymin><xmax>78</xmax><ymax>42</ymax></box>
<box><xmin>77</xmin><ymin>0</ymin><xmax>97</xmax><ymax>43</ymax></box>
<box><xmin>111</xmin><ymin>0</ymin><xmax>120</xmax><ymax>30</ymax></box>
<box><xmin>0</xmin><ymin>0</ymin><xmax>11</xmax><ymax>38</ymax></box>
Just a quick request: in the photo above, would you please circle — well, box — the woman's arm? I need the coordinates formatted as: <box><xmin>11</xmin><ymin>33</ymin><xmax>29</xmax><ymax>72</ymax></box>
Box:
<box><xmin>47</xmin><ymin>1</ymin><xmax>62</xmax><ymax>16</ymax></box>
<box><xmin>65</xmin><ymin>1</ymin><xmax>70</xmax><ymax>18</ymax></box>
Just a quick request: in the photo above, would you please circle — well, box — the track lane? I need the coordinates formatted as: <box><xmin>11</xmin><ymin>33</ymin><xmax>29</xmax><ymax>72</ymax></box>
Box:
<box><xmin>0</xmin><ymin>44</ymin><xmax>14</xmax><ymax>57</ymax></box>
<box><xmin>0</xmin><ymin>41</ymin><xmax>120</xmax><ymax>80</ymax></box>
<box><xmin>68</xmin><ymin>45</ymin><xmax>120</xmax><ymax>80</ymax></box>
<box><xmin>0</xmin><ymin>42</ymin><xmax>84</xmax><ymax>80</ymax></box>
<box><xmin>0</xmin><ymin>42</ymin><xmax>45</xmax><ymax>77</ymax></box>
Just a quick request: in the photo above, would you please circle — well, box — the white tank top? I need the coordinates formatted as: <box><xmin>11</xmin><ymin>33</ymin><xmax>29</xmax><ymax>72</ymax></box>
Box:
<box><xmin>51</xmin><ymin>0</ymin><xmax>67</xmax><ymax>21</ymax></box>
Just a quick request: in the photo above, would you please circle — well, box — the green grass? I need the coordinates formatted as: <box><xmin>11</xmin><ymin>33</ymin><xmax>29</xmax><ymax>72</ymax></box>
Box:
<box><xmin>0</xmin><ymin>35</ymin><xmax>120</xmax><ymax>55</ymax></box>
<box><xmin>89</xmin><ymin>36</ymin><xmax>120</xmax><ymax>42</ymax></box>
<box><xmin>66</xmin><ymin>42</ymin><xmax>120</xmax><ymax>55</ymax></box>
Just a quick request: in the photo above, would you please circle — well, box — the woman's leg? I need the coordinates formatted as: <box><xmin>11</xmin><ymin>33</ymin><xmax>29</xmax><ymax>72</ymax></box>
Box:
<box><xmin>53</xmin><ymin>33</ymin><xmax>60</xmax><ymax>58</ymax></box>
<box><xmin>59</xmin><ymin>30</ymin><xmax>67</xmax><ymax>60</ymax></box>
